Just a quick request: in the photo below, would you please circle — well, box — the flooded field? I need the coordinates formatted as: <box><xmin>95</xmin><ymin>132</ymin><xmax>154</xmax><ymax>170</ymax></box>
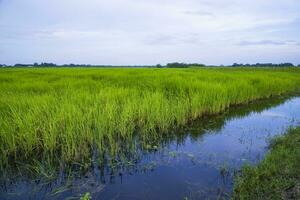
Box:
<box><xmin>1</xmin><ymin>96</ymin><xmax>299</xmax><ymax>200</ymax></box>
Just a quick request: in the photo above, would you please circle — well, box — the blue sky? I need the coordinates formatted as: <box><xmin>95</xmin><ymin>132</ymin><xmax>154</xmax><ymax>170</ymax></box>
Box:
<box><xmin>0</xmin><ymin>0</ymin><xmax>300</xmax><ymax>65</ymax></box>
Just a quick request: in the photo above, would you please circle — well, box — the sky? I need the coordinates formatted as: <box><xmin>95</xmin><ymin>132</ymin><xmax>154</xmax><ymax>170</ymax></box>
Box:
<box><xmin>0</xmin><ymin>0</ymin><xmax>300</xmax><ymax>65</ymax></box>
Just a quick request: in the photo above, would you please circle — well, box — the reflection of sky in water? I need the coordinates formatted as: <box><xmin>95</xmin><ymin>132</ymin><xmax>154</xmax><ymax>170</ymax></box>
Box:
<box><xmin>93</xmin><ymin>97</ymin><xmax>300</xmax><ymax>200</ymax></box>
<box><xmin>156</xmin><ymin>97</ymin><xmax>300</xmax><ymax>165</ymax></box>
<box><xmin>1</xmin><ymin>97</ymin><xmax>300</xmax><ymax>200</ymax></box>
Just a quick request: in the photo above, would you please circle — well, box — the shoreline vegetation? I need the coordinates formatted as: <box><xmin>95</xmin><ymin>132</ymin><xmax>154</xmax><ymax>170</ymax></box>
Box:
<box><xmin>1</xmin><ymin>67</ymin><xmax>300</xmax><ymax>164</ymax></box>
<box><xmin>233</xmin><ymin>127</ymin><xmax>300</xmax><ymax>200</ymax></box>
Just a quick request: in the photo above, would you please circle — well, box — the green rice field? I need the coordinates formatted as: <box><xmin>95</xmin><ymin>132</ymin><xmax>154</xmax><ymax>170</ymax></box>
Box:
<box><xmin>1</xmin><ymin>67</ymin><xmax>300</xmax><ymax>164</ymax></box>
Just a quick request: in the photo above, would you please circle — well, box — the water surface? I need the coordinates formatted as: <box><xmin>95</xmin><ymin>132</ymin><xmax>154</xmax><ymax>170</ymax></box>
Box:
<box><xmin>1</xmin><ymin>96</ymin><xmax>300</xmax><ymax>200</ymax></box>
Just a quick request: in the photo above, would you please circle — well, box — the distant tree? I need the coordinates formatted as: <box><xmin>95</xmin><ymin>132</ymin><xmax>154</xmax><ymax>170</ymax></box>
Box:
<box><xmin>166</xmin><ymin>62</ymin><xmax>186</xmax><ymax>68</ymax></box>
<box><xmin>231</xmin><ymin>63</ymin><xmax>295</xmax><ymax>67</ymax></box>
<box><xmin>39</xmin><ymin>62</ymin><xmax>56</xmax><ymax>67</ymax></box>
<box><xmin>166</xmin><ymin>62</ymin><xmax>205</xmax><ymax>68</ymax></box>
<box><xmin>156</xmin><ymin>64</ymin><xmax>163</xmax><ymax>68</ymax></box>
<box><xmin>280</xmin><ymin>63</ymin><xmax>294</xmax><ymax>67</ymax></box>
<box><xmin>191</xmin><ymin>63</ymin><xmax>205</xmax><ymax>67</ymax></box>
<box><xmin>232</xmin><ymin>63</ymin><xmax>241</xmax><ymax>67</ymax></box>
<box><xmin>14</xmin><ymin>63</ymin><xmax>31</xmax><ymax>67</ymax></box>
<box><xmin>34</xmin><ymin>62</ymin><xmax>39</xmax><ymax>67</ymax></box>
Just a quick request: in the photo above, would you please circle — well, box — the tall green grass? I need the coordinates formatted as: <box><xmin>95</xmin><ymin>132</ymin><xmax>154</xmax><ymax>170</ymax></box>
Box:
<box><xmin>1</xmin><ymin>67</ymin><xmax>300</xmax><ymax>163</ymax></box>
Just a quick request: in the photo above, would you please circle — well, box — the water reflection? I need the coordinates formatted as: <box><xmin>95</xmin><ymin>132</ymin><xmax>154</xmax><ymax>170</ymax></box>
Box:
<box><xmin>1</xmin><ymin>96</ymin><xmax>300</xmax><ymax>200</ymax></box>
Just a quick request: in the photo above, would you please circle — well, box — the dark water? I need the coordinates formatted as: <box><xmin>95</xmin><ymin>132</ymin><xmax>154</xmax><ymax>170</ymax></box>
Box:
<box><xmin>1</xmin><ymin>96</ymin><xmax>300</xmax><ymax>200</ymax></box>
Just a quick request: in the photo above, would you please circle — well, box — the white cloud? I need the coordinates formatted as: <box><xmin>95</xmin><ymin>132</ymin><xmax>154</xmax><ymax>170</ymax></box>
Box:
<box><xmin>0</xmin><ymin>0</ymin><xmax>300</xmax><ymax>65</ymax></box>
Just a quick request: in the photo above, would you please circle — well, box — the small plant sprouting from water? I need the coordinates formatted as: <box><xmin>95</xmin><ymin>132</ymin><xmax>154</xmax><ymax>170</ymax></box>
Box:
<box><xmin>219</xmin><ymin>162</ymin><xmax>230</xmax><ymax>181</ymax></box>
<box><xmin>80</xmin><ymin>192</ymin><xmax>91</xmax><ymax>200</ymax></box>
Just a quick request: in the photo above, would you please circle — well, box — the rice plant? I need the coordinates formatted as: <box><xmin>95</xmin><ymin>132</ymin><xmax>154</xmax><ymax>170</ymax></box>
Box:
<box><xmin>0</xmin><ymin>67</ymin><xmax>300</xmax><ymax>164</ymax></box>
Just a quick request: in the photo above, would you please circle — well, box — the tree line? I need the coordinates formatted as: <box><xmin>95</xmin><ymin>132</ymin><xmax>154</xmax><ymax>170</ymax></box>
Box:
<box><xmin>231</xmin><ymin>63</ymin><xmax>296</xmax><ymax>67</ymax></box>
<box><xmin>1</xmin><ymin>62</ymin><xmax>299</xmax><ymax>68</ymax></box>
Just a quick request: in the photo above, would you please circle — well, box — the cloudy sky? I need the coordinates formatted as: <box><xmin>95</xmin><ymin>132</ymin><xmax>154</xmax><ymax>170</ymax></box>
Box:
<box><xmin>1</xmin><ymin>0</ymin><xmax>300</xmax><ymax>65</ymax></box>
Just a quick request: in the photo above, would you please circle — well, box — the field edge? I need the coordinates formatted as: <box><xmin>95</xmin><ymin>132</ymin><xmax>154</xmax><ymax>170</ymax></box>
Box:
<box><xmin>232</xmin><ymin>126</ymin><xmax>300</xmax><ymax>200</ymax></box>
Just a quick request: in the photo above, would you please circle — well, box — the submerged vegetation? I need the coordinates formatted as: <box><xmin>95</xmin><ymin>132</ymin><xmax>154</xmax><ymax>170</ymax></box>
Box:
<box><xmin>1</xmin><ymin>67</ymin><xmax>300</xmax><ymax>165</ymax></box>
<box><xmin>233</xmin><ymin>127</ymin><xmax>300</xmax><ymax>200</ymax></box>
